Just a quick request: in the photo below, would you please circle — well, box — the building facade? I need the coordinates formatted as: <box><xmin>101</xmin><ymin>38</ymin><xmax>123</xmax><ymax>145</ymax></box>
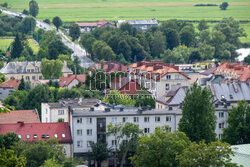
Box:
<box><xmin>0</xmin><ymin>61</ymin><xmax>73</xmax><ymax>86</ymax></box>
<box><xmin>117</xmin><ymin>20</ymin><xmax>158</xmax><ymax>31</ymax></box>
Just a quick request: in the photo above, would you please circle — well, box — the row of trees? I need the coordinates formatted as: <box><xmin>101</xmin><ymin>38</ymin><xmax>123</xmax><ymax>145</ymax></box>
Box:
<box><xmin>80</xmin><ymin>18</ymin><xmax>246</xmax><ymax>64</ymax></box>
<box><xmin>0</xmin><ymin>133</ymin><xmax>84</xmax><ymax>167</ymax></box>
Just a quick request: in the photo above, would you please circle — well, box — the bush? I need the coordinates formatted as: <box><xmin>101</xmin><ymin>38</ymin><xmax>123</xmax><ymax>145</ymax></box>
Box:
<box><xmin>220</xmin><ymin>2</ymin><xmax>229</xmax><ymax>10</ymax></box>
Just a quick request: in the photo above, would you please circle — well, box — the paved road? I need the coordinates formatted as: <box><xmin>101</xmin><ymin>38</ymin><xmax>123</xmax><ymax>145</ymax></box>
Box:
<box><xmin>1</xmin><ymin>9</ymin><xmax>95</xmax><ymax>68</ymax></box>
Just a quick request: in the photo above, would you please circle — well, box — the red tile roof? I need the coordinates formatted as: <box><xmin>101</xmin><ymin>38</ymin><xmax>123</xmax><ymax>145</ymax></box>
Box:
<box><xmin>0</xmin><ymin>78</ymin><xmax>20</xmax><ymax>90</ymax></box>
<box><xmin>59</xmin><ymin>74</ymin><xmax>86</xmax><ymax>87</ymax></box>
<box><xmin>0</xmin><ymin>110</ymin><xmax>40</xmax><ymax>124</ymax></box>
<box><xmin>119</xmin><ymin>80</ymin><xmax>142</xmax><ymax>95</ymax></box>
<box><xmin>214</xmin><ymin>62</ymin><xmax>250</xmax><ymax>82</ymax></box>
<box><xmin>91</xmin><ymin>61</ymin><xmax>127</xmax><ymax>74</ymax></box>
<box><xmin>0</xmin><ymin>122</ymin><xmax>72</xmax><ymax>144</ymax></box>
<box><xmin>76</xmin><ymin>20</ymin><xmax>114</xmax><ymax>28</ymax></box>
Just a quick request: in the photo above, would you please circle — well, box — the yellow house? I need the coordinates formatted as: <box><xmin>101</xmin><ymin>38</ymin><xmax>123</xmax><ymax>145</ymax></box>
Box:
<box><xmin>0</xmin><ymin>61</ymin><xmax>73</xmax><ymax>86</ymax></box>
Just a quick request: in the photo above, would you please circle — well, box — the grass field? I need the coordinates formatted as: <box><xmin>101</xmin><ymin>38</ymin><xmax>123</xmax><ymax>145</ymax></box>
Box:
<box><xmin>0</xmin><ymin>38</ymin><xmax>39</xmax><ymax>53</ymax></box>
<box><xmin>2</xmin><ymin>0</ymin><xmax>250</xmax><ymax>43</ymax></box>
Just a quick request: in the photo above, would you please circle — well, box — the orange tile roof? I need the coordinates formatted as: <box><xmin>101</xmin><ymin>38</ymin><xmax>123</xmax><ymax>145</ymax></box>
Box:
<box><xmin>0</xmin><ymin>110</ymin><xmax>40</xmax><ymax>124</ymax></box>
<box><xmin>0</xmin><ymin>78</ymin><xmax>20</xmax><ymax>90</ymax></box>
<box><xmin>59</xmin><ymin>74</ymin><xmax>86</xmax><ymax>87</ymax></box>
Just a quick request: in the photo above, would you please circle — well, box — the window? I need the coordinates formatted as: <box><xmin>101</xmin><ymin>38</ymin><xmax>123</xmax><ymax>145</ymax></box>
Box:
<box><xmin>25</xmin><ymin>76</ymin><xmax>30</xmax><ymax>81</ymax></box>
<box><xmin>112</xmin><ymin>117</ymin><xmax>117</xmax><ymax>124</ymax></box>
<box><xmin>144</xmin><ymin>128</ymin><xmax>150</xmax><ymax>134</ymax></box>
<box><xmin>46</xmin><ymin>109</ymin><xmax>48</xmax><ymax>114</ymax></box>
<box><xmin>77</xmin><ymin>141</ymin><xmax>82</xmax><ymax>147</ymax></box>
<box><xmin>155</xmin><ymin>116</ymin><xmax>160</xmax><ymax>122</ymax></box>
<box><xmin>123</xmin><ymin>117</ymin><xmax>128</xmax><ymax>123</ymax></box>
<box><xmin>26</xmin><ymin>134</ymin><xmax>30</xmax><ymax>139</ymax></box>
<box><xmin>32</xmin><ymin>76</ymin><xmax>36</xmax><ymax>80</ymax></box>
<box><xmin>87</xmin><ymin>141</ymin><xmax>92</xmax><ymax>147</ymax></box>
<box><xmin>169</xmin><ymin>106</ymin><xmax>172</xmax><ymax>111</ymax></box>
<box><xmin>166</xmin><ymin>75</ymin><xmax>171</xmax><ymax>79</ymax></box>
<box><xmin>166</xmin><ymin>116</ymin><xmax>172</xmax><ymax>122</ymax></box>
<box><xmin>46</xmin><ymin>135</ymin><xmax>50</xmax><ymax>138</ymax></box>
<box><xmin>62</xmin><ymin>134</ymin><xmax>66</xmax><ymax>138</ymax></box>
<box><xmin>77</xmin><ymin>118</ymin><xmax>82</xmax><ymax>123</ymax></box>
<box><xmin>33</xmin><ymin>134</ymin><xmax>37</xmax><ymax>139</ymax></box>
<box><xmin>31</xmin><ymin>69</ymin><xmax>34</xmax><ymax>73</ymax></box>
<box><xmin>133</xmin><ymin>117</ymin><xmax>139</xmax><ymax>123</ymax></box>
<box><xmin>54</xmin><ymin>134</ymin><xmax>58</xmax><ymax>138</ymax></box>
<box><xmin>219</xmin><ymin>112</ymin><xmax>224</xmax><ymax>118</ymax></box>
<box><xmin>165</xmin><ymin>84</ymin><xmax>169</xmax><ymax>90</ymax></box>
<box><xmin>112</xmin><ymin>140</ymin><xmax>117</xmax><ymax>146</ymax></box>
<box><xmin>39</xmin><ymin>76</ymin><xmax>42</xmax><ymax>80</ymax></box>
<box><xmin>218</xmin><ymin>134</ymin><xmax>222</xmax><ymax>139</ymax></box>
<box><xmin>27</xmin><ymin>69</ymin><xmax>30</xmax><ymax>73</ymax></box>
<box><xmin>87</xmin><ymin>118</ymin><xmax>92</xmax><ymax>124</ymax></box>
<box><xmin>87</xmin><ymin>129</ymin><xmax>92</xmax><ymax>136</ymax></box>
<box><xmin>168</xmin><ymin>127</ymin><xmax>172</xmax><ymax>132</ymax></box>
<box><xmin>18</xmin><ymin>135</ymin><xmax>22</xmax><ymax>139</ymax></box>
<box><xmin>42</xmin><ymin>135</ymin><xmax>46</xmax><ymax>139</ymax></box>
<box><xmin>175</xmin><ymin>75</ymin><xmax>180</xmax><ymax>79</ymax></box>
<box><xmin>144</xmin><ymin>117</ymin><xmax>149</xmax><ymax>122</ymax></box>
<box><xmin>219</xmin><ymin>123</ymin><xmax>224</xmax><ymax>129</ymax></box>
<box><xmin>58</xmin><ymin>110</ymin><xmax>64</xmax><ymax>115</ymax></box>
<box><xmin>77</xmin><ymin>129</ymin><xmax>82</xmax><ymax>135</ymax></box>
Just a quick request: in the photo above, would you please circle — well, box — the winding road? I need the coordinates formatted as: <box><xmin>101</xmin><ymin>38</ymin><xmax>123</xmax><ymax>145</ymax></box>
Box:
<box><xmin>1</xmin><ymin>9</ymin><xmax>95</xmax><ymax>68</ymax></box>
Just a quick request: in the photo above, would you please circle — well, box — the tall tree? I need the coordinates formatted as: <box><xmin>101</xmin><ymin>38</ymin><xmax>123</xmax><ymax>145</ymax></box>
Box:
<box><xmin>29</xmin><ymin>0</ymin><xmax>39</xmax><ymax>17</ymax></box>
<box><xmin>69</xmin><ymin>23</ymin><xmax>80</xmax><ymax>41</ymax></box>
<box><xmin>178</xmin><ymin>141</ymin><xmax>238</xmax><ymax>167</ymax></box>
<box><xmin>52</xmin><ymin>17</ymin><xmax>62</xmax><ymax>31</ymax></box>
<box><xmin>0</xmin><ymin>132</ymin><xmax>20</xmax><ymax>149</ymax></box>
<box><xmin>179</xmin><ymin>25</ymin><xmax>196</xmax><ymax>47</ymax></box>
<box><xmin>0</xmin><ymin>148</ymin><xmax>27</xmax><ymax>167</ymax></box>
<box><xmin>150</xmin><ymin>31</ymin><xmax>166</xmax><ymax>58</ymax></box>
<box><xmin>223</xmin><ymin>100</ymin><xmax>250</xmax><ymax>145</ymax></box>
<box><xmin>41</xmin><ymin>59</ymin><xmax>63</xmax><ymax>80</ymax></box>
<box><xmin>220</xmin><ymin>2</ymin><xmax>229</xmax><ymax>10</ymax></box>
<box><xmin>179</xmin><ymin>83</ymin><xmax>216</xmax><ymax>143</ymax></box>
<box><xmin>88</xmin><ymin>142</ymin><xmax>110</xmax><ymax>167</ymax></box>
<box><xmin>19</xmin><ymin>16</ymin><xmax>36</xmax><ymax>34</ymax></box>
<box><xmin>18</xmin><ymin>77</ymin><xmax>25</xmax><ymax>90</ymax></box>
<box><xmin>11</xmin><ymin>34</ymin><xmax>23</xmax><ymax>59</ymax></box>
<box><xmin>198</xmin><ymin>20</ymin><xmax>209</xmax><ymax>31</ymax></box>
<box><xmin>131</xmin><ymin>126</ymin><xmax>190</xmax><ymax>167</ymax></box>
<box><xmin>164</xmin><ymin>28</ymin><xmax>180</xmax><ymax>50</ymax></box>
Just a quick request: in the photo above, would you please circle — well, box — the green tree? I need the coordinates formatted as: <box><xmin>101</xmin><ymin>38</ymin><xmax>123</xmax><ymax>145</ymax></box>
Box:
<box><xmin>11</xmin><ymin>34</ymin><xmax>23</xmax><ymax>59</ymax></box>
<box><xmin>41</xmin><ymin>59</ymin><xmax>63</xmax><ymax>80</ymax></box>
<box><xmin>19</xmin><ymin>16</ymin><xmax>36</xmax><ymax>34</ymax></box>
<box><xmin>131</xmin><ymin>126</ymin><xmax>190</xmax><ymax>167</ymax></box>
<box><xmin>3</xmin><ymin>90</ymin><xmax>28</xmax><ymax>110</ymax></box>
<box><xmin>198</xmin><ymin>42</ymin><xmax>215</xmax><ymax>61</ymax></box>
<box><xmin>0</xmin><ymin>132</ymin><xmax>20</xmax><ymax>149</ymax></box>
<box><xmin>107</xmin><ymin>122</ymin><xmax>142</xmax><ymax>167</ymax></box>
<box><xmin>69</xmin><ymin>24</ymin><xmax>80</xmax><ymax>41</ymax></box>
<box><xmin>189</xmin><ymin>49</ymin><xmax>202</xmax><ymax>63</ymax></box>
<box><xmin>29</xmin><ymin>0</ymin><xmax>39</xmax><ymax>17</ymax></box>
<box><xmin>150</xmin><ymin>31</ymin><xmax>166</xmax><ymax>58</ymax></box>
<box><xmin>88</xmin><ymin>142</ymin><xmax>110</xmax><ymax>167</ymax></box>
<box><xmin>163</xmin><ymin>28</ymin><xmax>180</xmax><ymax>50</ymax></box>
<box><xmin>198</xmin><ymin>20</ymin><xmax>209</xmax><ymax>31</ymax></box>
<box><xmin>220</xmin><ymin>2</ymin><xmax>229</xmax><ymax>10</ymax></box>
<box><xmin>179</xmin><ymin>83</ymin><xmax>216</xmax><ymax>143</ymax></box>
<box><xmin>0</xmin><ymin>148</ymin><xmax>26</xmax><ymax>167</ymax></box>
<box><xmin>53</xmin><ymin>16</ymin><xmax>63</xmax><ymax>31</ymax></box>
<box><xmin>178</xmin><ymin>141</ymin><xmax>237</xmax><ymax>167</ymax></box>
<box><xmin>18</xmin><ymin>77</ymin><xmax>25</xmax><ymax>90</ymax></box>
<box><xmin>161</xmin><ymin>45</ymin><xmax>190</xmax><ymax>64</ymax></box>
<box><xmin>22</xmin><ymin>9</ymin><xmax>29</xmax><ymax>15</ymax></box>
<box><xmin>223</xmin><ymin>100</ymin><xmax>250</xmax><ymax>145</ymax></box>
<box><xmin>41</xmin><ymin>158</ymin><xmax>62</xmax><ymax>167</ymax></box>
<box><xmin>243</xmin><ymin>54</ymin><xmax>250</xmax><ymax>64</ymax></box>
<box><xmin>0</xmin><ymin>73</ymin><xmax>5</xmax><ymax>84</ymax></box>
<box><xmin>43</xmin><ymin>19</ymin><xmax>50</xmax><ymax>24</ymax></box>
<box><xmin>180</xmin><ymin>25</ymin><xmax>196</xmax><ymax>47</ymax></box>
<box><xmin>103</xmin><ymin>90</ymin><xmax>136</xmax><ymax>107</ymax></box>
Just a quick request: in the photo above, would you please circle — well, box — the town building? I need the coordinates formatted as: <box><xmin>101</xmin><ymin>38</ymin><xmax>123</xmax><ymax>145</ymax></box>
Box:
<box><xmin>116</xmin><ymin>19</ymin><xmax>158</xmax><ymax>31</ymax></box>
<box><xmin>214</xmin><ymin>62</ymin><xmax>250</xmax><ymax>82</ymax></box>
<box><xmin>0</xmin><ymin>61</ymin><xmax>73</xmax><ymax>86</ymax></box>
<box><xmin>231</xmin><ymin>144</ymin><xmax>250</xmax><ymax>166</ymax></box>
<box><xmin>0</xmin><ymin>122</ymin><xmax>73</xmax><ymax>157</ymax></box>
<box><xmin>0</xmin><ymin>78</ymin><xmax>20</xmax><ymax>100</ymax></box>
<box><xmin>59</xmin><ymin>74</ymin><xmax>87</xmax><ymax>89</ymax></box>
<box><xmin>0</xmin><ymin>109</ymin><xmax>40</xmax><ymax>124</ymax></box>
<box><xmin>70</xmin><ymin>107</ymin><xmax>181</xmax><ymax>157</ymax></box>
<box><xmin>76</xmin><ymin>20</ymin><xmax>115</xmax><ymax>33</ymax></box>
<box><xmin>88</xmin><ymin>61</ymin><xmax>127</xmax><ymax>75</ymax></box>
<box><xmin>41</xmin><ymin>98</ymin><xmax>105</xmax><ymax>123</ymax></box>
<box><xmin>128</xmin><ymin>61</ymin><xmax>190</xmax><ymax>98</ymax></box>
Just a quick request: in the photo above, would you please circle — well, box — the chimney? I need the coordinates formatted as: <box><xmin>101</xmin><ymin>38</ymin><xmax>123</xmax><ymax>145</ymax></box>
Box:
<box><xmin>17</xmin><ymin>121</ymin><xmax>24</xmax><ymax>127</ymax></box>
<box><xmin>3</xmin><ymin>62</ymin><xmax>7</xmax><ymax>67</ymax></box>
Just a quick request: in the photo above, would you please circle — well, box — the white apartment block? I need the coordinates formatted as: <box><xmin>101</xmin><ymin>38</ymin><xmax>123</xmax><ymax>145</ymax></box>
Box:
<box><xmin>70</xmin><ymin>107</ymin><xmax>182</xmax><ymax>157</ymax></box>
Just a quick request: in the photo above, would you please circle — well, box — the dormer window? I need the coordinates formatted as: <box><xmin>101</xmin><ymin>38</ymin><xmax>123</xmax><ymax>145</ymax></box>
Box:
<box><xmin>46</xmin><ymin>135</ymin><xmax>50</xmax><ymax>138</ymax></box>
<box><xmin>18</xmin><ymin>135</ymin><xmax>22</xmax><ymax>139</ymax></box>
<box><xmin>62</xmin><ymin>134</ymin><xmax>66</xmax><ymax>138</ymax></box>
<box><xmin>31</xmin><ymin>69</ymin><xmax>34</xmax><ymax>72</ymax></box>
<box><xmin>33</xmin><ymin>134</ymin><xmax>37</xmax><ymax>139</ymax></box>
<box><xmin>27</xmin><ymin>69</ymin><xmax>31</xmax><ymax>73</ymax></box>
<box><xmin>26</xmin><ymin>134</ymin><xmax>30</xmax><ymax>139</ymax></box>
<box><xmin>54</xmin><ymin>134</ymin><xmax>58</xmax><ymax>138</ymax></box>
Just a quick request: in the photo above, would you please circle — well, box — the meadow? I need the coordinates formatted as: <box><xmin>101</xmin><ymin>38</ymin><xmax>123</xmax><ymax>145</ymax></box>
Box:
<box><xmin>0</xmin><ymin>38</ymin><xmax>39</xmax><ymax>53</ymax></box>
<box><xmin>2</xmin><ymin>0</ymin><xmax>250</xmax><ymax>43</ymax></box>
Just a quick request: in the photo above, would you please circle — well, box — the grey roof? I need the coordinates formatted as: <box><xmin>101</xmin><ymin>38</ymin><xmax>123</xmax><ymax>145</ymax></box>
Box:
<box><xmin>72</xmin><ymin>108</ymin><xmax>182</xmax><ymax>117</ymax></box>
<box><xmin>0</xmin><ymin>61</ymin><xmax>72</xmax><ymax>74</ymax></box>
<box><xmin>231</xmin><ymin>144</ymin><xmax>250</xmax><ymax>167</ymax></box>
<box><xmin>48</xmin><ymin>98</ymin><xmax>101</xmax><ymax>108</ymax></box>
<box><xmin>117</xmin><ymin>20</ymin><xmax>158</xmax><ymax>26</ymax></box>
<box><xmin>156</xmin><ymin>87</ymin><xmax>187</xmax><ymax>106</ymax></box>
<box><xmin>212</xmin><ymin>82</ymin><xmax>250</xmax><ymax>102</ymax></box>
<box><xmin>0</xmin><ymin>61</ymin><xmax>41</xmax><ymax>74</ymax></box>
